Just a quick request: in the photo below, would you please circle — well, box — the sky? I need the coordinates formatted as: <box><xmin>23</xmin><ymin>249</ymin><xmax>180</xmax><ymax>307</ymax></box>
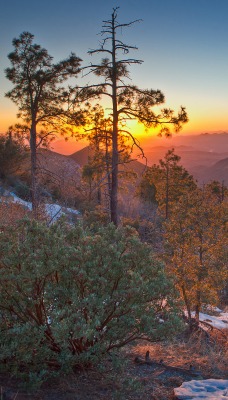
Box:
<box><xmin>1</xmin><ymin>0</ymin><xmax>228</xmax><ymax>143</ymax></box>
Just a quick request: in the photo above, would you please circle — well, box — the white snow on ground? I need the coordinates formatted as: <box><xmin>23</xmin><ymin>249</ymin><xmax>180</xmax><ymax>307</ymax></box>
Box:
<box><xmin>4</xmin><ymin>192</ymin><xmax>80</xmax><ymax>223</ymax></box>
<box><xmin>10</xmin><ymin>193</ymin><xmax>32</xmax><ymax>210</ymax></box>
<box><xmin>205</xmin><ymin>306</ymin><xmax>223</xmax><ymax>313</ymax></box>
<box><xmin>186</xmin><ymin>311</ymin><xmax>228</xmax><ymax>330</ymax></box>
<box><xmin>44</xmin><ymin>203</ymin><xmax>65</xmax><ymax>222</ymax></box>
<box><xmin>44</xmin><ymin>203</ymin><xmax>80</xmax><ymax>222</ymax></box>
<box><xmin>198</xmin><ymin>312</ymin><xmax>228</xmax><ymax>330</ymax></box>
<box><xmin>174</xmin><ymin>379</ymin><xmax>228</xmax><ymax>399</ymax></box>
<box><xmin>66</xmin><ymin>207</ymin><xmax>80</xmax><ymax>215</ymax></box>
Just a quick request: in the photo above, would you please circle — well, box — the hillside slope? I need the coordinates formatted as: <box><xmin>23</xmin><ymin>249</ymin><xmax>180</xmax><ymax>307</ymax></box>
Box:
<box><xmin>68</xmin><ymin>146</ymin><xmax>146</xmax><ymax>176</ymax></box>
<box><xmin>191</xmin><ymin>157</ymin><xmax>228</xmax><ymax>184</ymax></box>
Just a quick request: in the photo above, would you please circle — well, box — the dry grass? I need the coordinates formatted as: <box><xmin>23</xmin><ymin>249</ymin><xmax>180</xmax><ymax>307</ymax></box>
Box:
<box><xmin>0</xmin><ymin>200</ymin><xmax>30</xmax><ymax>227</ymax></box>
<box><xmin>130</xmin><ymin>328</ymin><xmax>228</xmax><ymax>377</ymax></box>
<box><xmin>0</xmin><ymin>332</ymin><xmax>227</xmax><ymax>399</ymax></box>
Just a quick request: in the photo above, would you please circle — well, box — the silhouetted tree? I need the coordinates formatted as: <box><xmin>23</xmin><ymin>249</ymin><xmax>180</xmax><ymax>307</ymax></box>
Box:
<box><xmin>5</xmin><ymin>32</ymin><xmax>82</xmax><ymax>217</ymax></box>
<box><xmin>0</xmin><ymin>130</ymin><xmax>26</xmax><ymax>180</ymax></box>
<box><xmin>205</xmin><ymin>180</ymin><xmax>228</xmax><ymax>204</ymax></box>
<box><xmin>139</xmin><ymin>149</ymin><xmax>197</xmax><ymax>219</ymax></box>
<box><xmin>81</xmin><ymin>105</ymin><xmax>133</xmax><ymax>212</ymax></box>
<box><xmin>80</xmin><ymin>8</ymin><xmax>188</xmax><ymax>224</ymax></box>
<box><xmin>81</xmin><ymin>106</ymin><xmax>113</xmax><ymax>208</ymax></box>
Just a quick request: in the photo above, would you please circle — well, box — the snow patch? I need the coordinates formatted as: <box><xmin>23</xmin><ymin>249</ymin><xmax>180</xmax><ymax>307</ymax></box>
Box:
<box><xmin>44</xmin><ymin>203</ymin><xmax>64</xmax><ymax>222</ymax></box>
<box><xmin>66</xmin><ymin>207</ymin><xmax>80</xmax><ymax>215</ymax></box>
<box><xmin>174</xmin><ymin>379</ymin><xmax>228</xmax><ymax>399</ymax></box>
<box><xmin>3</xmin><ymin>191</ymin><xmax>80</xmax><ymax>223</ymax></box>
<box><xmin>186</xmin><ymin>311</ymin><xmax>228</xmax><ymax>330</ymax></box>
<box><xmin>10</xmin><ymin>193</ymin><xmax>32</xmax><ymax>210</ymax></box>
<box><xmin>198</xmin><ymin>312</ymin><xmax>228</xmax><ymax>329</ymax></box>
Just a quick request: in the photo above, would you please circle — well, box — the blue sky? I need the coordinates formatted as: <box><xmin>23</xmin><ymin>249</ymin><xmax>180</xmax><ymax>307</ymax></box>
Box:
<box><xmin>1</xmin><ymin>0</ymin><xmax>228</xmax><ymax>135</ymax></box>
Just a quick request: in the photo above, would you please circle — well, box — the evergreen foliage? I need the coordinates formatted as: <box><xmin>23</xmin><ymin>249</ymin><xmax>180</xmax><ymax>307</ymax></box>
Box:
<box><xmin>0</xmin><ymin>133</ymin><xmax>26</xmax><ymax>180</ymax></box>
<box><xmin>5</xmin><ymin>32</ymin><xmax>83</xmax><ymax>215</ymax></box>
<box><xmin>139</xmin><ymin>149</ymin><xmax>197</xmax><ymax>219</ymax></box>
<box><xmin>0</xmin><ymin>219</ymin><xmax>181</xmax><ymax>382</ymax></box>
<box><xmin>164</xmin><ymin>187</ymin><xmax>228</xmax><ymax>324</ymax></box>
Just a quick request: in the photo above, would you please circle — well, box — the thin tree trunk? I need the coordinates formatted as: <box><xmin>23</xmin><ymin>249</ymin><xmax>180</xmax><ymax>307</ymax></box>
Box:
<box><xmin>97</xmin><ymin>186</ymin><xmax>101</xmax><ymax>205</ymax></box>
<box><xmin>105</xmin><ymin>130</ymin><xmax>112</xmax><ymax>215</ymax></box>
<box><xmin>95</xmin><ymin>135</ymin><xmax>102</xmax><ymax>205</ymax></box>
<box><xmin>195</xmin><ymin>296</ymin><xmax>200</xmax><ymax>325</ymax></box>
<box><xmin>181</xmin><ymin>285</ymin><xmax>192</xmax><ymax>322</ymax></box>
<box><xmin>111</xmin><ymin>129</ymin><xmax>118</xmax><ymax>225</ymax></box>
<box><xmin>110</xmin><ymin>10</ymin><xmax>119</xmax><ymax>226</ymax></box>
<box><xmin>30</xmin><ymin>121</ymin><xmax>38</xmax><ymax>219</ymax></box>
<box><xmin>195</xmin><ymin>245</ymin><xmax>203</xmax><ymax>325</ymax></box>
<box><xmin>165</xmin><ymin>165</ymin><xmax>169</xmax><ymax>219</ymax></box>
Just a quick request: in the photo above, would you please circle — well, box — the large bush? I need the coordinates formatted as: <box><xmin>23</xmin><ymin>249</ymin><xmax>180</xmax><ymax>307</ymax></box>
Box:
<box><xmin>0</xmin><ymin>219</ymin><xmax>181</xmax><ymax>380</ymax></box>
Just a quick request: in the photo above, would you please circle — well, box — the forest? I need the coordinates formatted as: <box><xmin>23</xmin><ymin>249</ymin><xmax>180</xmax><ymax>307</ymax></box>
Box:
<box><xmin>0</xmin><ymin>8</ymin><xmax>227</xmax><ymax>400</ymax></box>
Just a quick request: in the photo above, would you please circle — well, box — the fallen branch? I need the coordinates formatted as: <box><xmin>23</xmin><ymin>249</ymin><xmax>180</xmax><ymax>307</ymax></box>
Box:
<box><xmin>134</xmin><ymin>351</ymin><xmax>204</xmax><ymax>378</ymax></box>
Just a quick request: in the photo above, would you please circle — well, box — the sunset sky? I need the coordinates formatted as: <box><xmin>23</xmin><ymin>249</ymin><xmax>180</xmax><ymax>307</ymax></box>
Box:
<box><xmin>1</xmin><ymin>0</ymin><xmax>228</xmax><ymax>144</ymax></box>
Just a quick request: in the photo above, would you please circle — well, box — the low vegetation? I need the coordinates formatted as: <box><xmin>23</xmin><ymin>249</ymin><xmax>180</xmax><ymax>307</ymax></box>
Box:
<box><xmin>0</xmin><ymin>219</ymin><xmax>182</xmax><ymax>385</ymax></box>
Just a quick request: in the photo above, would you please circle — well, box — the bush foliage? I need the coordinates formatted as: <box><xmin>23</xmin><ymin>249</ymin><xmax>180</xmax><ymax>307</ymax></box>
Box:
<box><xmin>0</xmin><ymin>219</ymin><xmax>181</xmax><ymax>381</ymax></box>
<box><xmin>0</xmin><ymin>134</ymin><xmax>26</xmax><ymax>180</ymax></box>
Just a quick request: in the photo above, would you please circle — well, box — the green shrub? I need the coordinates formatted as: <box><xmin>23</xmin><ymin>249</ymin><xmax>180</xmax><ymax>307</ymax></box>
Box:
<box><xmin>13</xmin><ymin>179</ymin><xmax>31</xmax><ymax>200</ymax></box>
<box><xmin>0</xmin><ymin>219</ymin><xmax>181</xmax><ymax>382</ymax></box>
<box><xmin>0</xmin><ymin>134</ymin><xmax>26</xmax><ymax>180</ymax></box>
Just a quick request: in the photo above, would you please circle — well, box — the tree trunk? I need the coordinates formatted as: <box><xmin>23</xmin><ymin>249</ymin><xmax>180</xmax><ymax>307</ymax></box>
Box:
<box><xmin>95</xmin><ymin>136</ymin><xmax>102</xmax><ymax>205</ymax></box>
<box><xmin>30</xmin><ymin>121</ymin><xmax>38</xmax><ymax>219</ymax></box>
<box><xmin>181</xmin><ymin>285</ymin><xmax>192</xmax><ymax>322</ymax></box>
<box><xmin>110</xmin><ymin>10</ymin><xmax>119</xmax><ymax>226</ymax></box>
<box><xmin>195</xmin><ymin>245</ymin><xmax>203</xmax><ymax>325</ymax></box>
<box><xmin>111</xmin><ymin>128</ymin><xmax>118</xmax><ymax>225</ymax></box>
<box><xmin>195</xmin><ymin>288</ymin><xmax>201</xmax><ymax>325</ymax></box>
<box><xmin>105</xmin><ymin>130</ymin><xmax>112</xmax><ymax>217</ymax></box>
<box><xmin>97</xmin><ymin>186</ymin><xmax>101</xmax><ymax>205</ymax></box>
<box><xmin>165</xmin><ymin>165</ymin><xmax>169</xmax><ymax>219</ymax></box>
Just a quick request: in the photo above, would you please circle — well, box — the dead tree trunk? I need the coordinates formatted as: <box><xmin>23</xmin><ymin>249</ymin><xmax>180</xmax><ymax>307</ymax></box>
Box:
<box><xmin>30</xmin><ymin>121</ymin><xmax>38</xmax><ymax>219</ymax></box>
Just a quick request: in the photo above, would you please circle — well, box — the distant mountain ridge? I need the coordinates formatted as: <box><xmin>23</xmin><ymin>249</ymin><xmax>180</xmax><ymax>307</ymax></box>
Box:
<box><xmin>191</xmin><ymin>157</ymin><xmax>228</xmax><ymax>185</ymax></box>
<box><xmin>50</xmin><ymin>131</ymin><xmax>228</xmax><ymax>155</ymax></box>
<box><xmin>134</xmin><ymin>146</ymin><xmax>228</xmax><ymax>170</ymax></box>
<box><xmin>67</xmin><ymin>144</ymin><xmax>228</xmax><ymax>184</ymax></box>
<box><xmin>10</xmin><ymin>138</ymin><xmax>228</xmax><ymax>187</ymax></box>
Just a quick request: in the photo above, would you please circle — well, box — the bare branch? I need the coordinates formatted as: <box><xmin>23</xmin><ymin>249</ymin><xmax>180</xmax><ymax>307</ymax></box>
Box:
<box><xmin>88</xmin><ymin>49</ymin><xmax>112</xmax><ymax>56</ymax></box>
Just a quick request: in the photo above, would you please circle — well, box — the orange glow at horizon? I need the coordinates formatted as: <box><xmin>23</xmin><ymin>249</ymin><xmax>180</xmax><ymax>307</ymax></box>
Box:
<box><xmin>0</xmin><ymin>107</ymin><xmax>228</xmax><ymax>138</ymax></box>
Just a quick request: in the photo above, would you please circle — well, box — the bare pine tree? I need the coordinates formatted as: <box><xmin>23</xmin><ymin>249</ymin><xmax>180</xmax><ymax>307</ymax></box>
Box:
<box><xmin>80</xmin><ymin>8</ymin><xmax>188</xmax><ymax>225</ymax></box>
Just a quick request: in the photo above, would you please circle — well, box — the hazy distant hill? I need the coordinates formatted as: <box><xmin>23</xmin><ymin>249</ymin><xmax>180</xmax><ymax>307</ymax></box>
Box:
<box><xmin>167</xmin><ymin>132</ymin><xmax>228</xmax><ymax>153</ymax></box>
<box><xmin>17</xmin><ymin>149</ymin><xmax>81</xmax><ymax>194</ymax></box>
<box><xmin>69</xmin><ymin>146</ymin><xmax>146</xmax><ymax>176</ymax></box>
<box><xmin>138</xmin><ymin>132</ymin><xmax>228</xmax><ymax>154</ymax></box>
<box><xmin>191</xmin><ymin>157</ymin><xmax>228</xmax><ymax>185</ymax></box>
<box><xmin>36</xmin><ymin>149</ymin><xmax>81</xmax><ymax>183</ymax></box>
<box><xmin>52</xmin><ymin>132</ymin><xmax>228</xmax><ymax>155</ymax></box>
<box><xmin>51</xmin><ymin>144</ymin><xmax>228</xmax><ymax>185</ymax></box>
<box><xmin>135</xmin><ymin>146</ymin><xmax>228</xmax><ymax>170</ymax></box>
<box><xmin>14</xmin><ymin>142</ymin><xmax>227</xmax><ymax>190</ymax></box>
<box><xmin>68</xmin><ymin>146</ymin><xmax>92</xmax><ymax>167</ymax></box>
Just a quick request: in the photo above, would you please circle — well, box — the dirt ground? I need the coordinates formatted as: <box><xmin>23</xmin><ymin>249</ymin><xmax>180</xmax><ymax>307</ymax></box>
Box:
<box><xmin>0</xmin><ymin>331</ymin><xmax>227</xmax><ymax>400</ymax></box>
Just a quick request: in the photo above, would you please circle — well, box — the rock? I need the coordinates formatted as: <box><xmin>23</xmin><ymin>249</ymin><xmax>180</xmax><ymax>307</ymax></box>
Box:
<box><xmin>173</xmin><ymin>379</ymin><xmax>228</xmax><ymax>399</ymax></box>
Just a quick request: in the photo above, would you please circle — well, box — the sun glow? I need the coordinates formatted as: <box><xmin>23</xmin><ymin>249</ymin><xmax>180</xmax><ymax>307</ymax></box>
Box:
<box><xmin>124</xmin><ymin>119</ymin><xmax>160</xmax><ymax>139</ymax></box>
